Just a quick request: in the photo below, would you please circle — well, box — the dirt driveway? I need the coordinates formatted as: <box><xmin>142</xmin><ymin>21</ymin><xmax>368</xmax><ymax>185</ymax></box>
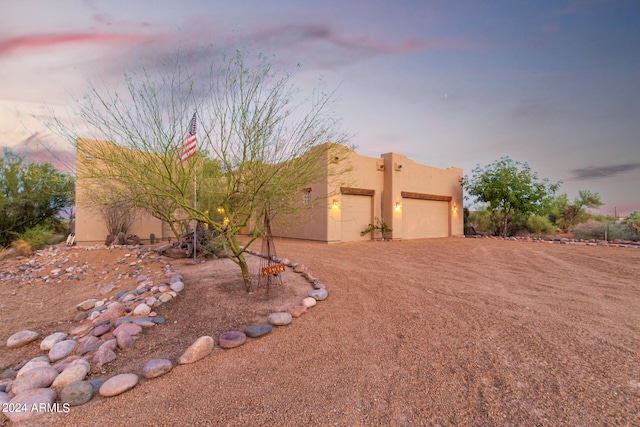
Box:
<box><xmin>5</xmin><ymin>237</ymin><xmax>640</xmax><ymax>426</ymax></box>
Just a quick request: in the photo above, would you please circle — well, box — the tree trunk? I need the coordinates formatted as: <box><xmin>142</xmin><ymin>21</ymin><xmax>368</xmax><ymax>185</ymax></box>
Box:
<box><xmin>502</xmin><ymin>212</ymin><xmax>509</xmax><ymax>238</ymax></box>
<box><xmin>238</xmin><ymin>252</ymin><xmax>252</xmax><ymax>292</ymax></box>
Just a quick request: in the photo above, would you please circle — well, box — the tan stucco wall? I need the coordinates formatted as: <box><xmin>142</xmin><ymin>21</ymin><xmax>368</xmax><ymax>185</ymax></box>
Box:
<box><xmin>75</xmin><ymin>140</ymin><xmax>463</xmax><ymax>244</ymax></box>
<box><xmin>270</xmin><ymin>147</ymin><xmax>463</xmax><ymax>242</ymax></box>
<box><xmin>75</xmin><ymin>138</ymin><xmax>164</xmax><ymax>245</ymax></box>
<box><xmin>381</xmin><ymin>153</ymin><xmax>464</xmax><ymax>239</ymax></box>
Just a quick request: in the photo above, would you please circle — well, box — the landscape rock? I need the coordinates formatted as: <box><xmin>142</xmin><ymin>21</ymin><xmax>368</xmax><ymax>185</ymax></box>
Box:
<box><xmin>267</xmin><ymin>312</ymin><xmax>293</xmax><ymax>326</ymax></box>
<box><xmin>218</xmin><ymin>331</ymin><xmax>247</xmax><ymax>349</ymax></box>
<box><xmin>170</xmin><ymin>281</ymin><xmax>185</xmax><ymax>292</ymax></box>
<box><xmin>60</xmin><ymin>380</ymin><xmax>94</xmax><ymax>407</ymax></box>
<box><xmin>99</xmin><ymin>373</ymin><xmax>139</xmax><ymax>397</ymax></box>
<box><xmin>4</xmin><ymin>388</ymin><xmax>57</xmax><ymax>423</ymax></box>
<box><xmin>40</xmin><ymin>332</ymin><xmax>68</xmax><ymax>351</ymax></box>
<box><xmin>133</xmin><ymin>303</ymin><xmax>151</xmax><ymax>316</ymax></box>
<box><xmin>287</xmin><ymin>305</ymin><xmax>307</xmax><ymax>318</ymax></box>
<box><xmin>10</xmin><ymin>366</ymin><xmax>59</xmax><ymax>395</ymax></box>
<box><xmin>142</xmin><ymin>359</ymin><xmax>173</xmax><ymax>379</ymax></box>
<box><xmin>51</xmin><ymin>363</ymin><xmax>89</xmax><ymax>391</ymax></box>
<box><xmin>89</xmin><ymin>323</ymin><xmax>111</xmax><ymax>337</ymax></box>
<box><xmin>16</xmin><ymin>356</ymin><xmax>50</xmax><ymax>378</ymax></box>
<box><xmin>93</xmin><ymin>302</ymin><xmax>126</xmax><ymax>324</ymax></box>
<box><xmin>92</xmin><ymin>346</ymin><xmax>117</xmax><ymax>367</ymax></box>
<box><xmin>6</xmin><ymin>330</ymin><xmax>39</xmax><ymax>349</ymax></box>
<box><xmin>244</xmin><ymin>324</ymin><xmax>273</xmax><ymax>338</ymax></box>
<box><xmin>302</xmin><ymin>297</ymin><xmax>317</xmax><ymax>308</ymax></box>
<box><xmin>48</xmin><ymin>339</ymin><xmax>77</xmax><ymax>362</ymax></box>
<box><xmin>178</xmin><ymin>336</ymin><xmax>214</xmax><ymax>365</ymax></box>
<box><xmin>76</xmin><ymin>299</ymin><xmax>97</xmax><ymax>311</ymax></box>
<box><xmin>113</xmin><ymin>322</ymin><xmax>142</xmax><ymax>337</ymax></box>
<box><xmin>69</xmin><ymin>323</ymin><xmax>93</xmax><ymax>338</ymax></box>
<box><xmin>75</xmin><ymin>335</ymin><xmax>99</xmax><ymax>355</ymax></box>
<box><xmin>116</xmin><ymin>331</ymin><xmax>135</xmax><ymax>350</ymax></box>
<box><xmin>308</xmin><ymin>289</ymin><xmax>329</xmax><ymax>301</ymax></box>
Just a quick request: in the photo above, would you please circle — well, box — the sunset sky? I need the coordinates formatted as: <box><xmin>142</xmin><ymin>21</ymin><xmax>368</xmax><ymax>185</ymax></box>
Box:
<box><xmin>1</xmin><ymin>0</ymin><xmax>638</xmax><ymax>216</ymax></box>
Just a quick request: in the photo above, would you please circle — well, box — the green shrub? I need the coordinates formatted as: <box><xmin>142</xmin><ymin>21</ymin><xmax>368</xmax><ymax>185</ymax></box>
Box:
<box><xmin>19</xmin><ymin>225</ymin><xmax>55</xmax><ymax>250</ymax></box>
<box><xmin>526</xmin><ymin>215</ymin><xmax>555</xmax><ymax>235</ymax></box>
<box><xmin>604</xmin><ymin>220</ymin><xmax>640</xmax><ymax>241</ymax></box>
<box><xmin>467</xmin><ymin>209</ymin><xmax>497</xmax><ymax>235</ymax></box>
<box><xmin>572</xmin><ymin>219</ymin><xmax>603</xmax><ymax>240</ymax></box>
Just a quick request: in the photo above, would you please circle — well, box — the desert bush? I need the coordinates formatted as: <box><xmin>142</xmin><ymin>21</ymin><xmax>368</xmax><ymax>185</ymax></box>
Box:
<box><xmin>606</xmin><ymin>220</ymin><xmax>640</xmax><ymax>241</ymax></box>
<box><xmin>525</xmin><ymin>215</ymin><xmax>556</xmax><ymax>235</ymax></box>
<box><xmin>572</xmin><ymin>219</ymin><xmax>604</xmax><ymax>240</ymax></box>
<box><xmin>11</xmin><ymin>239</ymin><xmax>33</xmax><ymax>256</ymax></box>
<box><xmin>467</xmin><ymin>209</ymin><xmax>498</xmax><ymax>235</ymax></box>
<box><xmin>19</xmin><ymin>224</ymin><xmax>55</xmax><ymax>250</ymax></box>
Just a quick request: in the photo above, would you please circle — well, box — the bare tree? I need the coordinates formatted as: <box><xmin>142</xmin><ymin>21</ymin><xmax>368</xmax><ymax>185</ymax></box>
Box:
<box><xmin>58</xmin><ymin>49</ymin><xmax>351</xmax><ymax>291</ymax></box>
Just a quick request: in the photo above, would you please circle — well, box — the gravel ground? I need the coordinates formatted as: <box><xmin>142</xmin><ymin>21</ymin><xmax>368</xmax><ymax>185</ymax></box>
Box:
<box><xmin>7</xmin><ymin>237</ymin><xmax>640</xmax><ymax>426</ymax></box>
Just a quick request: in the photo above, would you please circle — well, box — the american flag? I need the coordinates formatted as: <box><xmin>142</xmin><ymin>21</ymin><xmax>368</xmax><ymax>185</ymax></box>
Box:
<box><xmin>178</xmin><ymin>113</ymin><xmax>197</xmax><ymax>163</ymax></box>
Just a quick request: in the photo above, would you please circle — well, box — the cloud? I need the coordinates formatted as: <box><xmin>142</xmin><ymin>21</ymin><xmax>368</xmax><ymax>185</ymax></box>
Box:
<box><xmin>0</xmin><ymin>32</ymin><xmax>160</xmax><ymax>56</ymax></box>
<box><xmin>569</xmin><ymin>163</ymin><xmax>640</xmax><ymax>180</ymax></box>
<box><xmin>239</xmin><ymin>23</ymin><xmax>473</xmax><ymax>68</ymax></box>
<box><xmin>8</xmin><ymin>131</ymin><xmax>75</xmax><ymax>172</ymax></box>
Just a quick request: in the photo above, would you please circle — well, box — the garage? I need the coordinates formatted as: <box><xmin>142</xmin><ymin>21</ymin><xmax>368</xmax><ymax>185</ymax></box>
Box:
<box><xmin>340</xmin><ymin>194</ymin><xmax>374</xmax><ymax>242</ymax></box>
<box><xmin>402</xmin><ymin>197</ymin><xmax>450</xmax><ymax>239</ymax></box>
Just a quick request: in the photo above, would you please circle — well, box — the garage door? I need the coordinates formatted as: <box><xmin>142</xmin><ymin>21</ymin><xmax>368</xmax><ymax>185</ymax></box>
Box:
<box><xmin>402</xmin><ymin>198</ymin><xmax>449</xmax><ymax>239</ymax></box>
<box><xmin>341</xmin><ymin>195</ymin><xmax>373</xmax><ymax>242</ymax></box>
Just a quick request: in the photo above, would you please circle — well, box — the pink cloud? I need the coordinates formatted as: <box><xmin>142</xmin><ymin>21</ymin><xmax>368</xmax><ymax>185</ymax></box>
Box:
<box><xmin>0</xmin><ymin>32</ymin><xmax>159</xmax><ymax>56</ymax></box>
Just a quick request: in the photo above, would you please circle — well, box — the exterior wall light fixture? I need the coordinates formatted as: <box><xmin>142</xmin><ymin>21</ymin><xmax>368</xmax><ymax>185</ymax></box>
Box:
<box><xmin>331</xmin><ymin>199</ymin><xmax>339</xmax><ymax>209</ymax></box>
<box><xmin>452</xmin><ymin>203</ymin><xmax>458</xmax><ymax>214</ymax></box>
<box><xmin>394</xmin><ymin>201</ymin><xmax>402</xmax><ymax>211</ymax></box>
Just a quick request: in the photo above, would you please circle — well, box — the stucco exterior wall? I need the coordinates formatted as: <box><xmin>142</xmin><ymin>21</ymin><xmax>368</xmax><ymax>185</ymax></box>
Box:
<box><xmin>75</xmin><ymin>140</ymin><xmax>463</xmax><ymax>245</ymax></box>
<box><xmin>270</xmin><ymin>147</ymin><xmax>463</xmax><ymax>242</ymax></box>
<box><xmin>75</xmin><ymin>138</ymin><xmax>164</xmax><ymax>245</ymax></box>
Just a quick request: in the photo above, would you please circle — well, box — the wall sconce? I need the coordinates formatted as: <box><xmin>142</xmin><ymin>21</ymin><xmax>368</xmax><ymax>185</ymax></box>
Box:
<box><xmin>394</xmin><ymin>201</ymin><xmax>402</xmax><ymax>211</ymax></box>
<box><xmin>452</xmin><ymin>203</ymin><xmax>458</xmax><ymax>214</ymax></box>
<box><xmin>331</xmin><ymin>199</ymin><xmax>339</xmax><ymax>209</ymax></box>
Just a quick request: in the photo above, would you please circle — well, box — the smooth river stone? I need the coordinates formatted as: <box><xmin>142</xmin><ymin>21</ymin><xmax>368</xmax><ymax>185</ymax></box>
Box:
<box><xmin>10</xmin><ymin>367</ymin><xmax>59</xmax><ymax>395</ymax></box>
<box><xmin>40</xmin><ymin>332</ymin><xmax>68</xmax><ymax>351</ymax></box>
<box><xmin>244</xmin><ymin>324</ymin><xmax>273</xmax><ymax>338</ymax></box>
<box><xmin>6</xmin><ymin>330</ymin><xmax>39</xmax><ymax>349</ymax></box>
<box><xmin>48</xmin><ymin>340</ymin><xmax>77</xmax><ymax>362</ymax></box>
<box><xmin>142</xmin><ymin>359</ymin><xmax>173</xmax><ymax>379</ymax></box>
<box><xmin>307</xmin><ymin>289</ymin><xmax>328</xmax><ymax>301</ymax></box>
<box><xmin>267</xmin><ymin>312</ymin><xmax>292</xmax><ymax>326</ymax></box>
<box><xmin>302</xmin><ymin>297</ymin><xmax>317</xmax><ymax>308</ymax></box>
<box><xmin>170</xmin><ymin>281</ymin><xmax>184</xmax><ymax>292</ymax></box>
<box><xmin>16</xmin><ymin>356</ymin><xmax>50</xmax><ymax>378</ymax></box>
<box><xmin>113</xmin><ymin>322</ymin><xmax>142</xmax><ymax>337</ymax></box>
<box><xmin>178</xmin><ymin>336</ymin><xmax>214</xmax><ymax>365</ymax></box>
<box><xmin>4</xmin><ymin>388</ymin><xmax>57</xmax><ymax>423</ymax></box>
<box><xmin>218</xmin><ymin>331</ymin><xmax>246</xmax><ymax>349</ymax></box>
<box><xmin>51</xmin><ymin>363</ymin><xmax>89</xmax><ymax>391</ymax></box>
<box><xmin>60</xmin><ymin>380</ymin><xmax>94</xmax><ymax>406</ymax></box>
<box><xmin>99</xmin><ymin>373</ymin><xmax>139</xmax><ymax>397</ymax></box>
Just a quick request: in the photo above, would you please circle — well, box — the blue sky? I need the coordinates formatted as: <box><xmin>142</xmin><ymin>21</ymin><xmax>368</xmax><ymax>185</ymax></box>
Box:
<box><xmin>1</xmin><ymin>0</ymin><xmax>639</xmax><ymax>216</ymax></box>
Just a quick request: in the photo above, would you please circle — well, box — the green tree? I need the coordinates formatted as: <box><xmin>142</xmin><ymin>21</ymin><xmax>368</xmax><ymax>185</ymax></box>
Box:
<box><xmin>59</xmin><ymin>49</ymin><xmax>350</xmax><ymax>291</ymax></box>
<box><xmin>0</xmin><ymin>148</ymin><xmax>75</xmax><ymax>247</ymax></box>
<box><xmin>463</xmin><ymin>157</ymin><xmax>560</xmax><ymax>237</ymax></box>
<box><xmin>549</xmin><ymin>190</ymin><xmax>603</xmax><ymax>232</ymax></box>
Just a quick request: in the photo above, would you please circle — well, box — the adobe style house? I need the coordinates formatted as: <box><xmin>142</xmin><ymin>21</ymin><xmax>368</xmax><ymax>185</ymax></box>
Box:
<box><xmin>75</xmin><ymin>138</ymin><xmax>165</xmax><ymax>245</ymax></box>
<box><xmin>74</xmin><ymin>139</ymin><xmax>463</xmax><ymax>244</ymax></box>
<box><xmin>270</xmin><ymin>149</ymin><xmax>463</xmax><ymax>242</ymax></box>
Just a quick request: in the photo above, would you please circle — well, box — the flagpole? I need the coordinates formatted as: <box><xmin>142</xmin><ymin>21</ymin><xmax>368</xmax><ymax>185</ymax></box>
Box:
<box><xmin>193</xmin><ymin>161</ymin><xmax>197</xmax><ymax>263</ymax></box>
